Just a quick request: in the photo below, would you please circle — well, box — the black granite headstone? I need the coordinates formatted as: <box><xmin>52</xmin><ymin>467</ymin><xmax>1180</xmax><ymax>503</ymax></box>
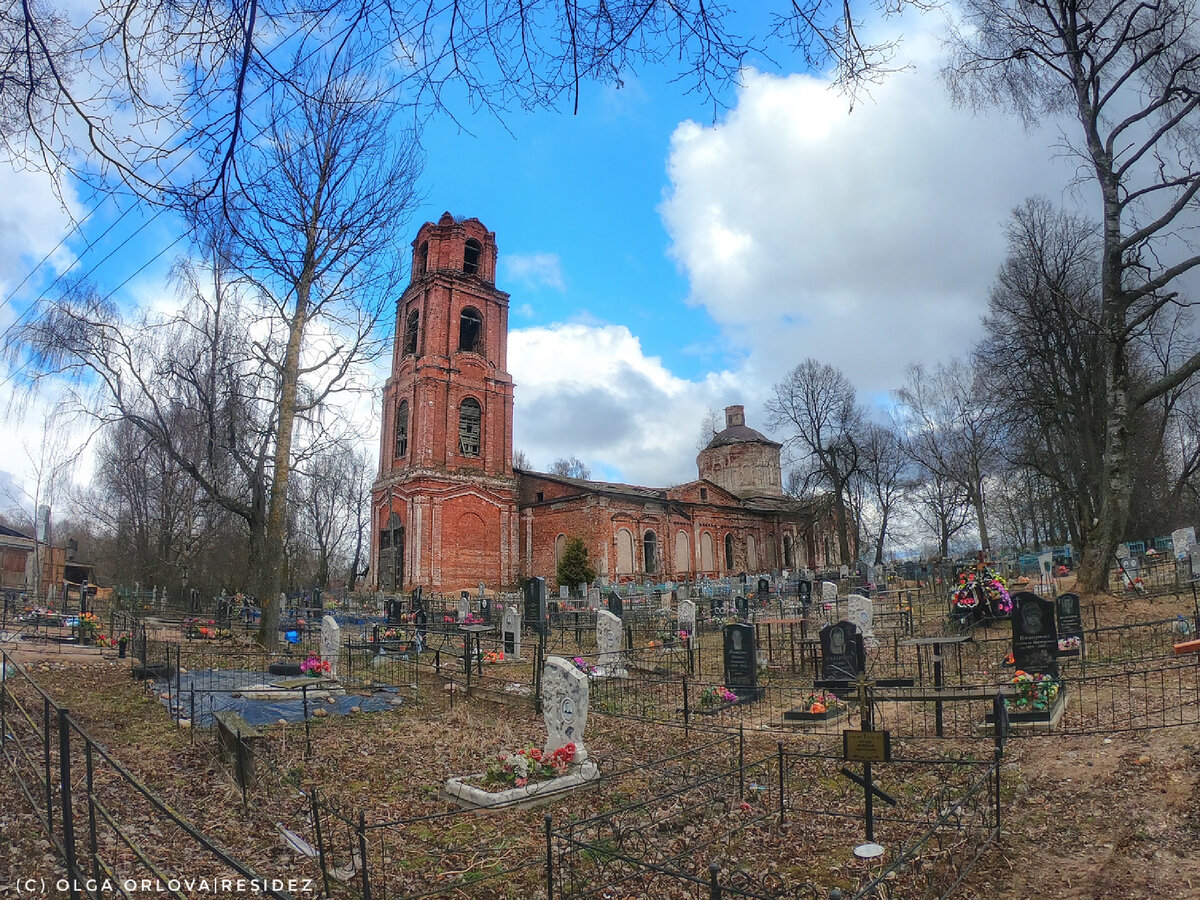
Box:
<box><xmin>480</xmin><ymin>596</ymin><xmax>491</xmax><ymax>623</ymax></box>
<box><xmin>709</xmin><ymin>595</ymin><xmax>718</xmax><ymax>617</ymax></box>
<box><xmin>722</xmin><ymin>623</ymin><xmax>760</xmax><ymax>701</ymax></box>
<box><xmin>607</xmin><ymin>590</ymin><xmax>624</xmax><ymax>617</ymax></box>
<box><xmin>1055</xmin><ymin>592</ymin><xmax>1085</xmax><ymax>658</ymax></box>
<box><xmin>798</xmin><ymin>579</ymin><xmax>812</xmax><ymax>605</ymax></box>
<box><xmin>757</xmin><ymin>577</ymin><xmax>770</xmax><ymax>598</ymax></box>
<box><xmin>1012</xmin><ymin>591</ymin><xmax>1059</xmax><ymax>677</ymax></box>
<box><xmin>735</xmin><ymin>595</ymin><xmax>749</xmax><ymax>617</ymax></box>
<box><xmin>820</xmin><ymin>620</ymin><xmax>865</xmax><ymax>683</ymax></box>
<box><xmin>415</xmin><ymin>605</ymin><xmax>428</xmax><ymax>646</ymax></box>
<box><xmin>524</xmin><ymin>577</ymin><xmax>548</xmax><ymax>635</ymax></box>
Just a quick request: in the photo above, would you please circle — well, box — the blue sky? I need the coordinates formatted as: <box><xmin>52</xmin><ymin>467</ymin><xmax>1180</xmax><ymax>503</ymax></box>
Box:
<box><xmin>0</xmin><ymin>5</ymin><xmax>1088</xmax><ymax>510</ymax></box>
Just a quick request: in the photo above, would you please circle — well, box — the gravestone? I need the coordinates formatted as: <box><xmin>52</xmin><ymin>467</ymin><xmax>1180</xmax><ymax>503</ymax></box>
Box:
<box><xmin>1012</xmin><ymin>591</ymin><xmax>1059</xmax><ymax>677</ymax></box>
<box><xmin>606</xmin><ymin>591</ymin><xmax>623</xmax><ymax>618</ymax></box>
<box><xmin>524</xmin><ymin>577</ymin><xmax>547</xmax><ymax>635</ymax></box>
<box><xmin>709</xmin><ymin>595</ymin><xmax>719</xmax><ymax>617</ymax></box>
<box><xmin>541</xmin><ymin>656</ymin><xmax>591</xmax><ymax>762</ymax></box>
<box><xmin>587</xmin><ymin>587</ymin><xmax>601</xmax><ymax>610</ymax></box>
<box><xmin>798</xmin><ymin>579</ymin><xmax>812</xmax><ymax>606</ymax></box>
<box><xmin>839</xmin><ymin>564</ymin><xmax>850</xmax><ymax>578</ymax></box>
<box><xmin>415</xmin><ymin>605</ymin><xmax>428</xmax><ymax>650</ymax></box>
<box><xmin>734</xmin><ymin>595</ymin><xmax>749</xmax><ymax>618</ymax></box>
<box><xmin>1174</xmin><ymin>527</ymin><xmax>1197</xmax><ymax>560</ymax></box>
<box><xmin>722</xmin><ymin>623</ymin><xmax>761</xmax><ymax>701</ymax></box>
<box><xmin>320</xmin><ymin>615</ymin><xmax>341</xmax><ymax>678</ymax></box>
<box><xmin>479</xmin><ymin>582</ymin><xmax>486</xmax><ymax>598</ymax></box>
<box><xmin>560</xmin><ymin>584</ymin><xmax>570</xmax><ymax>600</ymax></box>
<box><xmin>1055</xmin><ymin>592</ymin><xmax>1085</xmax><ymax>658</ymax></box>
<box><xmin>757</xmin><ymin>577</ymin><xmax>770</xmax><ymax>599</ymax></box>
<box><xmin>480</xmin><ymin>596</ymin><xmax>491</xmax><ymax>623</ymax></box>
<box><xmin>502</xmin><ymin>605</ymin><xmax>521</xmax><ymax>660</ymax></box>
<box><xmin>819</xmin><ymin>621</ymin><xmax>864</xmax><ymax>684</ymax></box>
<box><xmin>595</xmin><ymin>610</ymin><xmax>624</xmax><ymax>675</ymax></box>
<box><xmin>457</xmin><ymin>595</ymin><xmax>470</xmax><ymax>622</ymax></box>
<box><xmin>822</xmin><ymin>581</ymin><xmax>838</xmax><ymax>605</ymax></box>
<box><xmin>847</xmin><ymin>594</ymin><xmax>876</xmax><ymax>648</ymax></box>
<box><xmin>678</xmin><ymin>599</ymin><xmax>696</xmax><ymax>634</ymax></box>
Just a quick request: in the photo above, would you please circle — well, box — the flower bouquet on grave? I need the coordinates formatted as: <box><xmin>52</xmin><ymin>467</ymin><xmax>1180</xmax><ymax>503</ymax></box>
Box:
<box><xmin>483</xmin><ymin>743</ymin><xmax>576</xmax><ymax>789</ymax></box>
<box><xmin>1057</xmin><ymin>635</ymin><xmax>1082</xmax><ymax>652</ymax></box>
<box><xmin>483</xmin><ymin>650</ymin><xmax>505</xmax><ymax>663</ymax></box>
<box><xmin>951</xmin><ymin>566</ymin><xmax>1013</xmax><ymax>619</ymax></box>
<box><xmin>800</xmin><ymin>690</ymin><xmax>841</xmax><ymax>715</ymax></box>
<box><xmin>699</xmin><ymin>685</ymin><xmax>738</xmax><ymax>708</ymax></box>
<box><xmin>77</xmin><ymin>612</ymin><xmax>100</xmax><ymax>643</ymax></box>
<box><xmin>300</xmin><ymin>654</ymin><xmax>332</xmax><ymax>677</ymax></box>
<box><xmin>1006</xmin><ymin>670</ymin><xmax>1060</xmax><ymax>712</ymax></box>
<box><xmin>462</xmin><ymin>613</ymin><xmax>483</xmax><ymax>625</ymax></box>
<box><xmin>572</xmin><ymin>657</ymin><xmax>599</xmax><ymax>676</ymax></box>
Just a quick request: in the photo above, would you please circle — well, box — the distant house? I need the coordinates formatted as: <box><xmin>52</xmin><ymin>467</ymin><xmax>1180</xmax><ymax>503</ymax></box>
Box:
<box><xmin>0</xmin><ymin>523</ymin><xmax>95</xmax><ymax>599</ymax></box>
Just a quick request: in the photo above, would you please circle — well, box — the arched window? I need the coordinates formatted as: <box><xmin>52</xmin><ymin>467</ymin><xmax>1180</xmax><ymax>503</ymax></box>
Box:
<box><xmin>394</xmin><ymin>400</ymin><xmax>409</xmax><ymax>457</ymax></box>
<box><xmin>643</xmin><ymin>531</ymin><xmax>658</xmax><ymax>574</ymax></box>
<box><xmin>458</xmin><ymin>398</ymin><xmax>481</xmax><ymax>456</ymax></box>
<box><xmin>554</xmin><ymin>534</ymin><xmax>567</xmax><ymax>565</ymax></box>
<box><xmin>403</xmin><ymin>310</ymin><xmax>420</xmax><ymax>356</ymax></box>
<box><xmin>746</xmin><ymin>535</ymin><xmax>757</xmax><ymax>570</ymax></box>
<box><xmin>463</xmin><ymin>238</ymin><xmax>482</xmax><ymax>275</ymax></box>
<box><xmin>416</xmin><ymin>241</ymin><xmax>428</xmax><ymax>275</ymax></box>
<box><xmin>784</xmin><ymin>535</ymin><xmax>794</xmax><ymax>569</ymax></box>
<box><xmin>724</xmin><ymin>533</ymin><xmax>734</xmax><ymax>571</ymax></box>
<box><xmin>675</xmin><ymin>531</ymin><xmax>690</xmax><ymax>573</ymax></box>
<box><xmin>459</xmin><ymin>307</ymin><xmax>483</xmax><ymax>352</ymax></box>
<box><xmin>700</xmin><ymin>532</ymin><xmax>715</xmax><ymax>571</ymax></box>
<box><xmin>616</xmin><ymin>528</ymin><xmax>635</xmax><ymax>574</ymax></box>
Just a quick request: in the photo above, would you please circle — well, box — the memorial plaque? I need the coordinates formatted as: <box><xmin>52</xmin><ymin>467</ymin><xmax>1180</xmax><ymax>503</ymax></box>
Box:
<box><xmin>843</xmin><ymin>730</ymin><xmax>892</xmax><ymax>763</ymax></box>
<box><xmin>1012</xmin><ymin>591</ymin><xmax>1059</xmax><ymax>677</ymax></box>
<box><xmin>722</xmin><ymin>623</ymin><xmax>760</xmax><ymax>701</ymax></box>
<box><xmin>1055</xmin><ymin>592</ymin><xmax>1085</xmax><ymax>658</ymax></box>
<box><xmin>523</xmin><ymin>577</ymin><xmax>547</xmax><ymax>635</ymax></box>
<box><xmin>820</xmin><ymin>621</ymin><xmax>864</xmax><ymax>683</ymax></box>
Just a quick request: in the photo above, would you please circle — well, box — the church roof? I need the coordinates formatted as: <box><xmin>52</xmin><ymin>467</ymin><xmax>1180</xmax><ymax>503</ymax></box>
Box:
<box><xmin>704</xmin><ymin>424</ymin><xmax>782</xmax><ymax>450</ymax></box>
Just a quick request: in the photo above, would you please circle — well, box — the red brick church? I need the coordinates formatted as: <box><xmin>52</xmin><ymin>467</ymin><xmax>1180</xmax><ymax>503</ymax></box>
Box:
<box><xmin>371</xmin><ymin>214</ymin><xmax>840</xmax><ymax>592</ymax></box>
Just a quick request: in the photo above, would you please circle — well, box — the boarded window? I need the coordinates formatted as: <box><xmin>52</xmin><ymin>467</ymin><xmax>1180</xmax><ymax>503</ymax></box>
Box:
<box><xmin>459</xmin><ymin>307</ymin><xmax>483</xmax><ymax>352</ymax></box>
<box><xmin>555</xmin><ymin>534</ymin><xmax>567</xmax><ymax>565</ymax></box>
<box><xmin>395</xmin><ymin>400</ymin><xmax>409</xmax><ymax>457</ymax></box>
<box><xmin>746</xmin><ymin>534</ymin><xmax>757</xmax><ymax>570</ymax></box>
<box><xmin>675</xmin><ymin>531</ymin><xmax>690</xmax><ymax>573</ymax></box>
<box><xmin>724</xmin><ymin>533</ymin><xmax>734</xmax><ymax>571</ymax></box>
<box><xmin>784</xmin><ymin>535</ymin><xmax>794</xmax><ymax>569</ymax></box>
<box><xmin>459</xmin><ymin>398</ymin><xmax>482</xmax><ymax>456</ymax></box>
<box><xmin>699</xmin><ymin>488</ymin><xmax>707</xmax><ymax>501</ymax></box>
<box><xmin>463</xmin><ymin>238</ymin><xmax>482</xmax><ymax>275</ymax></box>
<box><xmin>643</xmin><ymin>531</ymin><xmax>658</xmax><ymax>574</ymax></box>
<box><xmin>616</xmin><ymin>528</ymin><xmax>635</xmax><ymax>574</ymax></box>
<box><xmin>700</xmin><ymin>532</ymin><xmax>714</xmax><ymax>571</ymax></box>
<box><xmin>403</xmin><ymin>310</ymin><xmax>419</xmax><ymax>356</ymax></box>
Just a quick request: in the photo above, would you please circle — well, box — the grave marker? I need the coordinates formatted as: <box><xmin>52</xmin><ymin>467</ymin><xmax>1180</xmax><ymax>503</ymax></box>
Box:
<box><xmin>757</xmin><ymin>577</ymin><xmax>770</xmax><ymax>599</ymax></box>
<box><xmin>1055</xmin><ymin>592</ymin><xmax>1085</xmax><ymax>658</ymax></box>
<box><xmin>457</xmin><ymin>594</ymin><xmax>470</xmax><ymax>622</ymax></box>
<box><xmin>822</xmin><ymin>581</ymin><xmax>838</xmax><ymax>605</ymax></box>
<box><xmin>678</xmin><ymin>599</ymin><xmax>696</xmax><ymax>634</ymax></box>
<box><xmin>524</xmin><ymin>577</ymin><xmax>547</xmax><ymax>635</ymax></box>
<box><xmin>798</xmin><ymin>579</ymin><xmax>812</xmax><ymax>606</ymax></box>
<box><xmin>734</xmin><ymin>594</ymin><xmax>749</xmax><ymax>618</ymax></box>
<box><xmin>320</xmin><ymin>615</ymin><xmax>341</xmax><ymax>678</ymax></box>
<box><xmin>541</xmin><ymin>656</ymin><xmax>591</xmax><ymax>762</ymax></box>
<box><xmin>820</xmin><ymin>621</ymin><xmax>864</xmax><ymax>683</ymax></box>
<box><xmin>595</xmin><ymin>610</ymin><xmax>624</xmax><ymax>675</ymax></box>
<box><xmin>722</xmin><ymin>623</ymin><xmax>761</xmax><ymax>701</ymax></box>
<box><xmin>502</xmin><ymin>606</ymin><xmax>521</xmax><ymax>660</ymax></box>
<box><xmin>1012</xmin><ymin>591</ymin><xmax>1059</xmax><ymax>677</ymax></box>
<box><xmin>1174</xmin><ymin>527</ymin><xmax>1197</xmax><ymax>561</ymax></box>
<box><xmin>847</xmin><ymin>594</ymin><xmax>876</xmax><ymax>647</ymax></box>
<box><xmin>606</xmin><ymin>590</ymin><xmax>623</xmax><ymax>618</ymax></box>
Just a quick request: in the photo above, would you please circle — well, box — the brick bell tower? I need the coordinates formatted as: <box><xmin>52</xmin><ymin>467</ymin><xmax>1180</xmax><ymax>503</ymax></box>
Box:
<box><xmin>372</xmin><ymin>213</ymin><xmax>518</xmax><ymax>591</ymax></box>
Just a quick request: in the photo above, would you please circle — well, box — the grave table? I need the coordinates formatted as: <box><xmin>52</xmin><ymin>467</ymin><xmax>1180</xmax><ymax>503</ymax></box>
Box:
<box><xmin>755</xmin><ymin>618</ymin><xmax>817</xmax><ymax>673</ymax></box>
<box><xmin>459</xmin><ymin>624</ymin><xmax>494</xmax><ymax>676</ymax></box>
<box><xmin>901</xmin><ymin>635</ymin><xmax>973</xmax><ymax>687</ymax></box>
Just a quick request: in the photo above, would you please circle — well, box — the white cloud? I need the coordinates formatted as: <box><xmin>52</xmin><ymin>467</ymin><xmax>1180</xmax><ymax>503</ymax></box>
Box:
<box><xmin>660</xmin><ymin>16</ymin><xmax>1080</xmax><ymax>402</ymax></box>
<box><xmin>509</xmin><ymin>322</ymin><xmax>756</xmax><ymax>485</ymax></box>
<box><xmin>501</xmin><ymin>252</ymin><xmax>566</xmax><ymax>292</ymax></box>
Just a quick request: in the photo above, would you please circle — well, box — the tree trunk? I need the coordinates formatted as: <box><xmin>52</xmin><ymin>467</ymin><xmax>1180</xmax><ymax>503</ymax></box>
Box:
<box><xmin>256</xmin><ymin>286</ymin><xmax>310</xmax><ymax>648</ymax></box>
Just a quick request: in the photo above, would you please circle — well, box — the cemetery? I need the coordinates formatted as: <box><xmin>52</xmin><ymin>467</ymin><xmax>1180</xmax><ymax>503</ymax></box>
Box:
<box><xmin>4</xmin><ymin>562</ymin><xmax>1200</xmax><ymax>899</ymax></box>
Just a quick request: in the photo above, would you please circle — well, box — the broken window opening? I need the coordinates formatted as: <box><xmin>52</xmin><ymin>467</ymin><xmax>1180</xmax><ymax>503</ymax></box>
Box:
<box><xmin>403</xmin><ymin>310</ymin><xmax>419</xmax><ymax>356</ymax></box>
<box><xmin>416</xmin><ymin>241</ymin><xmax>428</xmax><ymax>275</ymax></box>
<box><xmin>459</xmin><ymin>307</ymin><xmax>483</xmax><ymax>353</ymax></box>
<box><xmin>395</xmin><ymin>400</ymin><xmax>409</xmax><ymax>457</ymax></box>
<box><xmin>459</xmin><ymin>398</ymin><xmax>482</xmax><ymax>457</ymax></box>
<box><xmin>463</xmin><ymin>238</ymin><xmax>482</xmax><ymax>275</ymax></box>
<box><xmin>643</xmin><ymin>531</ymin><xmax>658</xmax><ymax>574</ymax></box>
<box><xmin>724</xmin><ymin>533</ymin><xmax>734</xmax><ymax>571</ymax></box>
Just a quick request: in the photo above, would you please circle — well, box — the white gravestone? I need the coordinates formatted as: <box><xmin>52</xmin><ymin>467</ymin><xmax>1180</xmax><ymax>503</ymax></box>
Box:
<box><xmin>320</xmin><ymin>615</ymin><xmax>341</xmax><ymax>678</ymax></box>
<box><xmin>822</xmin><ymin>581</ymin><xmax>838</xmax><ymax>605</ymax></box>
<box><xmin>587</xmin><ymin>587</ymin><xmax>601</xmax><ymax>610</ymax></box>
<box><xmin>457</xmin><ymin>597</ymin><xmax>470</xmax><ymax>621</ymax></box>
<box><xmin>839</xmin><ymin>564</ymin><xmax>850</xmax><ymax>578</ymax></box>
<box><xmin>847</xmin><ymin>594</ymin><xmax>876</xmax><ymax>648</ymax></box>
<box><xmin>677</xmin><ymin>599</ymin><xmax>696</xmax><ymax>634</ymax></box>
<box><xmin>541</xmin><ymin>656</ymin><xmax>591</xmax><ymax>763</ymax></box>
<box><xmin>502</xmin><ymin>605</ymin><xmax>521</xmax><ymax>661</ymax></box>
<box><xmin>595</xmin><ymin>609</ymin><xmax>624</xmax><ymax>675</ymax></box>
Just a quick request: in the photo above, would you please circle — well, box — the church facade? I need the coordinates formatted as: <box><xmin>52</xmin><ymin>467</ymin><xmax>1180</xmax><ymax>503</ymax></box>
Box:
<box><xmin>371</xmin><ymin>214</ymin><xmax>840</xmax><ymax>593</ymax></box>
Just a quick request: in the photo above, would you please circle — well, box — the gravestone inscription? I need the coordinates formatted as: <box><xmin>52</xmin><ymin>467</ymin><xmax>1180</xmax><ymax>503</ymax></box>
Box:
<box><xmin>677</xmin><ymin>599</ymin><xmax>696</xmax><ymax>634</ymax></box>
<box><xmin>1055</xmin><ymin>592</ymin><xmax>1085</xmax><ymax>658</ymax></box>
<box><xmin>606</xmin><ymin>591</ymin><xmax>623</xmax><ymax>618</ymax></box>
<box><xmin>320</xmin><ymin>615</ymin><xmax>341</xmax><ymax>678</ymax></box>
<box><xmin>502</xmin><ymin>606</ymin><xmax>521</xmax><ymax>660</ymax></box>
<box><xmin>1012</xmin><ymin>591</ymin><xmax>1059</xmax><ymax>677</ymax></box>
<box><xmin>542</xmin><ymin>656</ymin><xmax>591</xmax><ymax>762</ymax></box>
<box><xmin>847</xmin><ymin>594</ymin><xmax>876</xmax><ymax>648</ymax></box>
<box><xmin>820</xmin><ymin>621</ymin><xmax>864</xmax><ymax>684</ymax></box>
<box><xmin>723</xmin><ymin>623</ymin><xmax>760</xmax><ymax>701</ymax></box>
<box><xmin>524</xmin><ymin>577</ymin><xmax>547</xmax><ymax>635</ymax></box>
<box><xmin>596</xmin><ymin>610</ymin><xmax>624</xmax><ymax>675</ymax></box>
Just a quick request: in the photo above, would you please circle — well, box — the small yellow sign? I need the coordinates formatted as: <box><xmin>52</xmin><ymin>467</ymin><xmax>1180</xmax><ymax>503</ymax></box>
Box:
<box><xmin>843</xmin><ymin>729</ymin><xmax>892</xmax><ymax>762</ymax></box>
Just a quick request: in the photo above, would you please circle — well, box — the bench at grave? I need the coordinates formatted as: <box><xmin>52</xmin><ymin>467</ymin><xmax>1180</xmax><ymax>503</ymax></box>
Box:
<box><xmin>212</xmin><ymin>710</ymin><xmax>263</xmax><ymax>787</ymax></box>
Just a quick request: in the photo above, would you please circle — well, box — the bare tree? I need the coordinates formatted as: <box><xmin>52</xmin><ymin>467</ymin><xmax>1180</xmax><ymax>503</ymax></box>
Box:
<box><xmin>911</xmin><ymin>468</ymin><xmax>973</xmax><ymax>559</ymax></box>
<box><xmin>856</xmin><ymin>421</ymin><xmax>910</xmax><ymax>565</ymax></box>
<box><xmin>696</xmin><ymin>407</ymin><xmax>723</xmax><ymax>451</ymax></box>
<box><xmin>766</xmin><ymin>359</ymin><xmax>862</xmax><ymax>565</ymax></box>
<box><xmin>947</xmin><ymin>0</ymin><xmax>1200</xmax><ymax>592</ymax></box>
<box><xmin>513</xmin><ymin>449</ymin><xmax>532</xmax><ymax>470</ymax></box>
<box><xmin>549</xmin><ymin>457</ymin><xmax>591</xmax><ymax>479</ymax></box>
<box><xmin>894</xmin><ymin>358</ymin><xmax>1002</xmax><ymax>553</ymax></box>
